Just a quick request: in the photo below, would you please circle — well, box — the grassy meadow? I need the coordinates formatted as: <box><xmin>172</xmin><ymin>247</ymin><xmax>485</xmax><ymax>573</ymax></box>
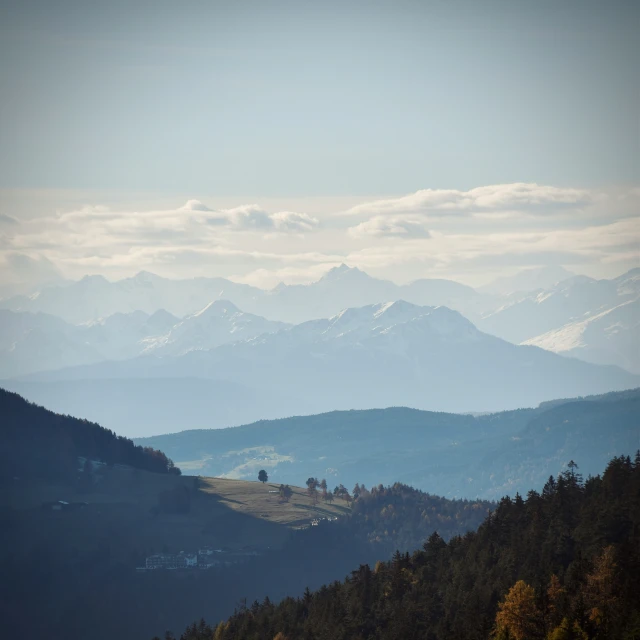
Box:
<box><xmin>0</xmin><ymin>466</ymin><xmax>349</xmax><ymax>570</ymax></box>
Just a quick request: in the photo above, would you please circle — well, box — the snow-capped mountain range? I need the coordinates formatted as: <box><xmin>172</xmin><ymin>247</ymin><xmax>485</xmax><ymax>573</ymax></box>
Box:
<box><xmin>1</xmin><ymin>264</ymin><xmax>637</xmax><ymax>376</ymax></box>
<box><xmin>477</xmin><ymin>268</ymin><xmax>639</xmax><ymax>345</ymax></box>
<box><xmin>0</xmin><ymin>301</ymin><xmax>288</xmax><ymax>378</ymax></box>
<box><xmin>523</xmin><ymin>298</ymin><xmax>640</xmax><ymax>374</ymax></box>
<box><xmin>140</xmin><ymin>300</ymin><xmax>289</xmax><ymax>357</ymax></box>
<box><xmin>3</xmin><ymin>299</ymin><xmax>637</xmax><ymax>437</ymax></box>
<box><xmin>0</xmin><ymin>264</ymin><xmax>485</xmax><ymax>324</ymax></box>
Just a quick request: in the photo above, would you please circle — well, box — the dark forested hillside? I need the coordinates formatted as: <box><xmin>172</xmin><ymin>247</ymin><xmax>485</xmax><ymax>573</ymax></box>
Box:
<box><xmin>339</xmin><ymin>483</ymin><xmax>492</xmax><ymax>557</ymax></box>
<box><xmin>0</xmin><ymin>388</ymin><xmax>180</xmax><ymax>480</ymax></box>
<box><xmin>173</xmin><ymin>455</ymin><xmax>640</xmax><ymax>640</ymax></box>
<box><xmin>0</xmin><ymin>456</ymin><xmax>490</xmax><ymax>639</ymax></box>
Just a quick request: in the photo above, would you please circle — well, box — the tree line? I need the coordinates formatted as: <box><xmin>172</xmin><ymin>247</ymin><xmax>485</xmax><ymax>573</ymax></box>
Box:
<box><xmin>169</xmin><ymin>454</ymin><xmax>640</xmax><ymax>639</ymax></box>
<box><xmin>0</xmin><ymin>388</ymin><xmax>180</xmax><ymax>481</ymax></box>
<box><xmin>256</xmin><ymin>468</ymin><xmax>493</xmax><ymax>554</ymax></box>
<box><xmin>257</xmin><ymin>471</ymin><xmax>355</xmax><ymax>506</ymax></box>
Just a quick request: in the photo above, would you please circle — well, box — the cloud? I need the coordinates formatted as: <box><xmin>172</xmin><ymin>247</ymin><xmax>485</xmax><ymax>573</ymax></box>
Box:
<box><xmin>348</xmin><ymin>216</ymin><xmax>431</xmax><ymax>239</ymax></box>
<box><xmin>214</xmin><ymin>205</ymin><xmax>320</xmax><ymax>233</ymax></box>
<box><xmin>0</xmin><ymin>198</ymin><xmax>323</xmax><ymax>284</ymax></box>
<box><xmin>222</xmin><ymin>204</ymin><xmax>275</xmax><ymax>230</ymax></box>
<box><xmin>1</xmin><ymin>186</ymin><xmax>636</xmax><ymax>288</ymax></box>
<box><xmin>180</xmin><ymin>199</ymin><xmax>211</xmax><ymax>212</ymax></box>
<box><xmin>271</xmin><ymin>211</ymin><xmax>320</xmax><ymax>233</ymax></box>
<box><xmin>343</xmin><ymin>217</ymin><xmax>640</xmax><ymax>273</ymax></box>
<box><xmin>343</xmin><ymin>183</ymin><xmax>594</xmax><ymax>217</ymax></box>
<box><xmin>20</xmin><ymin>200</ymin><xmax>318</xmax><ymax>248</ymax></box>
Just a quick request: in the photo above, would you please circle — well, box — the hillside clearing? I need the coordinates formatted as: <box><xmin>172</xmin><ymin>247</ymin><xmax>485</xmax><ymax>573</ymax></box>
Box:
<box><xmin>0</xmin><ymin>466</ymin><xmax>349</xmax><ymax>569</ymax></box>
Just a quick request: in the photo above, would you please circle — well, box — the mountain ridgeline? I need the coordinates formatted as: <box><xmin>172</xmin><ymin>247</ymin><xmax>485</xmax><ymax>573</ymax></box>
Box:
<box><xmin>171</xmin><ymin>454</ymin><xmax>640</xmax><ymax>640</ymax></box>
<box><xmin>0</xmin><ymin>388</ymin><xmax>494</xmax><ymax>640</ymax></box>
<box><xmin>137</xmin><ymin>388</ymin><xmax>640</xmax><ymax>500</ymax></box>
<box><xmin>1</xmin><ymin>265</ymin><xmax>638</xmax><ymax>383</ymax></box>
<box><xmin>0</xmin><ymin>388</ymin><xmax>180</xmax><ymax>480</ymax></box>
<box><xmin>0</xmin><ymin>389</ymin><xmax>638</xmax><ymax>640</ymax></box>
<box><xmin>4</xmin><ymin>299</ymin><xmax>638</xmax><ymax>437</ymax></box>
<box><xmin>0</xmin><ymin>265</ymin><xmax>484</xmax><ymax>325</ymax></box>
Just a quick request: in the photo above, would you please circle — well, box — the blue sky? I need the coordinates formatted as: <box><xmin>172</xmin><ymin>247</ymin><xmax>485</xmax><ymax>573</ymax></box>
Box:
<box><xmin>0</xmin><ymin>0</ymin><xmax>637</xmax><ymax>288</ymax></box>
<box><xmin>1</xmin><ymin>0</ymin><xmax>637</xmax><ymax>193</ymax></box>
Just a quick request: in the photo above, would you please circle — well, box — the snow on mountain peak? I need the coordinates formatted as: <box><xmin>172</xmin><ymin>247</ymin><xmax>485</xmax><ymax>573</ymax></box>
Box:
<box><xmin>318</xmin><ymin>301</ymin><xmax>476</xmax><ymax>343</ymax></box>
<box><xmin>193</xmin><ymin>299</ymin><xmax>240</xmax><ymax>318</ymax></box>
<box><xmin>372</xmin><ymin>299</ymin><xmax>421</xmax><ymax>319</ymax></box>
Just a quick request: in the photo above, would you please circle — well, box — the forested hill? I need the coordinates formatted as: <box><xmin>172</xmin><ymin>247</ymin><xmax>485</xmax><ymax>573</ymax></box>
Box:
<box><xmin>331</xmin><ymin>482</ymin><xmax>493</xmax><ymax>557</ymax></box>
<box><xmin>172</xmin><ymin>455</ymin><xmax>640</xmax><ymax>640</ymax></box>
<box><xmin>138</xmin><ymin>388</ymin><xmax>640</xmax><ymax>500</ymax></box>
<box><xmin>0</xmin><ymin>388</ymin><xmax>180</xmax><ymax>480</ymax></box>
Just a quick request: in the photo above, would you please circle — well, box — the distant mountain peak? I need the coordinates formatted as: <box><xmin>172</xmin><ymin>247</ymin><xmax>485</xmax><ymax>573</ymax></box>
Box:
<box><xmin>147</xmin><ymin>308</ymin><xmax>179</xmax><ymax>326</ymax></box>
<box><xmin>321</xmin><ymin>263</ymin><xmax>367</xmax><ymax>282</ymax></box>
<box><xmin>133</xmin><ymin>270</ymin><xmax>156</xmax><ymax>279</ymax></box>
<box><xmin>614</xmin><ymin>267</ymin><xmax>640</xmax><ymax>282</ymax></box>
<box><xmin>322</xmin><ymin>300</ymin><xmax>476</xmax><ymax>343</ymax></box>
<box><xmin>372</xmin><ymin>299</ymin><xmax>421</xmax><ymax>318</ymax></box>
<box><xmin>481</xmin><ymin>265</ymin><xmax>575</xmax><ymax>295</ymax></box>
<box><xmin>557</xmin><ymin>274</ymin><xmax>597</xmax><ymax>288</ymax></box>
<box><xmin>79</xmin><ymin>274</ymin><xmax>108</xmax><ymax>284</ymax></box>
<box><xmin>272</xmin><ymin>282</ymin><xmax>288</xmax><ymax>292</ymax></box>
<box><xmin>130</xmin><ymin>270</ymin><xmax>163</xmax><ymax>284</ymax></box>
<box><xmin>193</xmin><ymin>299</ymin><xmax>240</xmax><ymax>318</ymax></box>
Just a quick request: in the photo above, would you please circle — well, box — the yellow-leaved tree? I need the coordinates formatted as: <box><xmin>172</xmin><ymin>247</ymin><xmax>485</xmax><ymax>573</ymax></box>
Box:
<box><xmin>547</xmin><ymin>617</ymin><xmax>588</xmax><ymax>640</ymax></box>
<box><xmin>584</xmin><ymin>546</ymin><xmax>619</xmax><ymax>636</ymax></box>
<box><xmin>494</xmin><ymin>580</ymin><xmax>545</xmax><ymax>640</ymax></box>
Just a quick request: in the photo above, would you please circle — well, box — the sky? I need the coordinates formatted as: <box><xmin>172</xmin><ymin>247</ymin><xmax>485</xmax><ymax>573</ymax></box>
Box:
<box><xmin>0</xmin><ymin>0</ymin><xmax>638</xmax><ymax>290</ymax></box>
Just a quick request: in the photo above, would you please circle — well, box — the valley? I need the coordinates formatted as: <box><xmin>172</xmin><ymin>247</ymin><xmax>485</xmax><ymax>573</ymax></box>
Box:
<box><xmin>1</xmin><ymin>266</ymin><xmax>637</xmax><ymax>441</ymax></box>
<box><xmin>3</xmin><ymin>4</ymin><xmax>638</xmax><ymax>638</ymax></box>
<box><xmin>137</xmin><ymin>389</ymin><xmax>640</xmax><ymax>500</ymax></box>
<box><xmin>1</xmin><ymin>384</ymin><xmax>638</xmax><ymax>639</ymax></box>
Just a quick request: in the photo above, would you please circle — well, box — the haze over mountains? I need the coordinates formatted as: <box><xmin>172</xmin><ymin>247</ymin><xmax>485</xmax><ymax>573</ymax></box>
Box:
<box><xmin>137</xmin><ymin>388</ymin><xmax>640</xmax><ymax>500</ymax></box>
<box><xmin>3</xmin><ymin>298</ymin><xmax>638</xmax><ymax>437</ymax></box>
<box><xmin>1</xmin><ymin>264</ymin><xmax>637</xmax><ymax>436</ymax></box>
<box><xmin>1</xmin><ymin>264</ymin><xmax>486</xmax><ymax>324</ymax></box>
<box><xmin>523</xmin><ymin>298</ymin><xmax>640</xmax><ymax>374</ymax></box>
<box><xmin>478</xmin><ymin>265</ymin><xmax>575</xmax><ymax>295</ymax></box>
<box><xmin>478</xmin><ymin>267</ymin><xmax>640</xmax><ymax>345</ymax></box>
<box><xmin>0</xmin><ymin>301</ymin><xmax>288</xmax><ymax>378</ymax></box>
<box><xmin>1</xmin><ymin>265</ymin><xmax>637</xmax><ymax>357</ymax></box>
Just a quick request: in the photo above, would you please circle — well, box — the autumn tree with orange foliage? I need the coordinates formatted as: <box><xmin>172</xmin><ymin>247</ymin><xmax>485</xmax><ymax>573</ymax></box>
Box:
<box><xmin>494</xmin><ymin>580</ymin><xmax>545</xmax><ymax>640</ymax></box>
<box><xmin>584</xmin><ymin>546</ymin><xmax>620</xmax><ymax>638</ymax></box>
<box><xmin>172</xmin><ymin>454</ymin><xmax>640</xmax><ymax>640</ymax></box>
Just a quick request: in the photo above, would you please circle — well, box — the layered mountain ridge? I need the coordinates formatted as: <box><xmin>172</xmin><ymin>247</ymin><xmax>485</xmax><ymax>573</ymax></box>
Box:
<box><xmin>3</xmin><ymin>299</ymin><xmax>637</xmax><ymax>437</ymax></box>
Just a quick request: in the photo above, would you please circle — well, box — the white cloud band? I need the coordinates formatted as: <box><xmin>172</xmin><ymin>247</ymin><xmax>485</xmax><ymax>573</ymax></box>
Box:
<box><xmin>343</xmin><ymin>183</ymin><xmax>593</xmax><ymax>217</ymax></box>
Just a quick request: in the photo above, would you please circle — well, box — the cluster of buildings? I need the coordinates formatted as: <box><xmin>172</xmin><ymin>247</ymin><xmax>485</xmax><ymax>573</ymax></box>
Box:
<box><xmin>310</xmin><ymin>516</ymin><xmax>339</xmax><ymax>527</ymax></box>
<box><xmin>137</xmin><ymin>546</ymin><xmax>260</xmax><ymax>572</ymax></box>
